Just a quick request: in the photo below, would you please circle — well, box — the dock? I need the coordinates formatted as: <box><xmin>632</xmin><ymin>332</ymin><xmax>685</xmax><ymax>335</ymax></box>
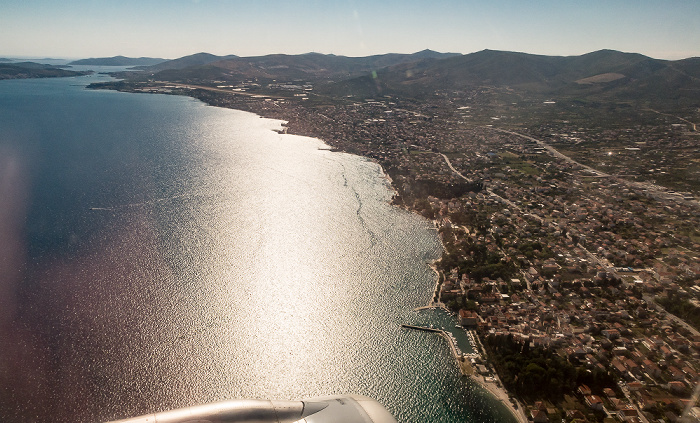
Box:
<box><xmin>401</xmin><ymin>324</ymin><xmax>440</xmax><ymax>332</ymax></box>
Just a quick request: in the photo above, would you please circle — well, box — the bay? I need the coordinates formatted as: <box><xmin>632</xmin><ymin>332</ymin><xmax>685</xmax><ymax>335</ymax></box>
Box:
<box><xmin>0</xmin><ymin>74</ymin><xmax>515</xmax><ymax>422</ymax></box>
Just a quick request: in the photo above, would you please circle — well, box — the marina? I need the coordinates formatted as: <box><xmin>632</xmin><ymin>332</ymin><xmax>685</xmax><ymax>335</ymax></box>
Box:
<box><xmin>402</xmin><ymin>307</ymin><xmax>527</xmax><ymax>423</ymax></box>
<box><xmin>401</xmin><ymin>324</ymin><xmax>476</xmax><ymax>376</ymax></box>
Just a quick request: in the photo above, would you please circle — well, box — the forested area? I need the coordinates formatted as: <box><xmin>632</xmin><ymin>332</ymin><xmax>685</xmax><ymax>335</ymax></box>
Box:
<box><xmin>484</xmin><ymin>333</ymin><xmax>616</xmax><ymax>401</ymax></box>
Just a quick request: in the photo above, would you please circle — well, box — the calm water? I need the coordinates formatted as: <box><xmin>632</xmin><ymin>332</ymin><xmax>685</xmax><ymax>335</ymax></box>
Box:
<box><xmin>0</xmin><ymin>74</ymin><xmax>515</xmax><ymax>422</ymax></box>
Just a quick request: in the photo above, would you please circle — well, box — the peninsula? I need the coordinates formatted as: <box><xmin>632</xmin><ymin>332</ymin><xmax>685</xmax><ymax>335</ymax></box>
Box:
<box><xmin>89</xmin><ymin>48</ymin><xmax>700</xmax><ymax>422</ymax></box>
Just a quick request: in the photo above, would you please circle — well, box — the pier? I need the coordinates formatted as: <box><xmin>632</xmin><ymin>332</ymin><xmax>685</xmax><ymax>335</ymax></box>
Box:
<box><xmin>401</xmin><ymin>324</ymin><xmax>441</xmax><ymax>333</ymax></box>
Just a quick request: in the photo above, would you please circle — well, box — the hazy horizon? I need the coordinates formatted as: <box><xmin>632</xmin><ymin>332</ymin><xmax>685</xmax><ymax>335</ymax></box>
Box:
<box><xmin>2</xmin><ymin>0</ymin><xmax>699</xmax><ymax>61</ymax></box>
<box><xmin>4</xmin><ymin>47</ymin><xmax>700</xmax><ymax>63</ymax></box>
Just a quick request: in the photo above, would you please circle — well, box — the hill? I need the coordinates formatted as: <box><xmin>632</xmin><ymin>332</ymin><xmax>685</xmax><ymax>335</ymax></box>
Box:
<box><xmin>139</xmin><ymin>52</ymin><xmax>239</xmax><ymax>71</ymax></box>
<box><xmin>0</xmin><ymin>62</ymin><xmax>92</xmax><ymax>80</ymax></box>
<box><xmin>136</xmin><ymin>50</ymin><xmax>460</xmax><ymax>83</ymax></box>
<box><xmin>69</xmin><ymin>56</ymin><xmax>167</xmax><ymax>66</ymax></box>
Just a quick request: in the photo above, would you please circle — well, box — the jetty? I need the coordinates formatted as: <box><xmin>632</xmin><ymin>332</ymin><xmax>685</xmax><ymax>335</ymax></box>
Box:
<box><xmin>413</xmin><ymin>304</ymin><xmax>444</xmax><ymax>311</ymax></box>
<box><xmin>401</xmin><ymin>324</ymin><xmax>440</xmax><ymax>333</ymax></box>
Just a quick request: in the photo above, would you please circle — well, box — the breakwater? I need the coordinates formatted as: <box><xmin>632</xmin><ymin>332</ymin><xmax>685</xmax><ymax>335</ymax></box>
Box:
<box><xmin>401</xmin><ymin>325</ymin><xmax>476</xmax><ymax>376</ymax></box>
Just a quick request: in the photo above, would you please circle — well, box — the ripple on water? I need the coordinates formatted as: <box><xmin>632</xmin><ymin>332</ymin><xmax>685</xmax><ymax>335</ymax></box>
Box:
<box><xmin>1</xmin><ymin>76</ymin><xmax>514</xmax><ymax>423</ymax></box>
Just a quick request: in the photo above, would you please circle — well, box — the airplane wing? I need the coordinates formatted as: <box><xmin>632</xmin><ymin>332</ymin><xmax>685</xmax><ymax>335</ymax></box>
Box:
<box><xmin>106</xmin><ymin>395</ymin><xmax>397</xmax><ymax>423</ymax></box>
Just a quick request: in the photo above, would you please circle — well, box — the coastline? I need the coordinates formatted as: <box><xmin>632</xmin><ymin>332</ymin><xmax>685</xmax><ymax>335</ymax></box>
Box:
<box><xmin>428</xmin><ymin>262</ymin><xmax>443</xmax><ymax>307</ymax></box>
<box><xmin>260</xmin><ymin>101</ymin><xmax>529</xmax><ymax>423</ymax></box>
<box><xmin>425</xmin><ymin>227</ymin><xmax>526</xmax><ymax>423</ymax></box>
<box><xmin>89</xmin><ymin>82</ymin><xmax>527</xmax><ymax>423</ymax></box>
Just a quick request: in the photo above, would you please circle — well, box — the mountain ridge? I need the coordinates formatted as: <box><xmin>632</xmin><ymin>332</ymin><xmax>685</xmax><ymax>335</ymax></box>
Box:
<box><xmin>317</xmin><ymin>49</ymin><xmax>700</xmax><ymax>106</ymax></box>
<box><xmin>129</xmin><ymin>50</ymin><xmax>461</xmax><ymax>82</ymax></box>
<box><xmin>138</xmin><ymin>52</ymin><xmax>239</xmax><ymax>72</ymax></box>
<box><xmin>98</xmin><ymin>49</ymin><xmax>700</xmax><ymax>108</ymax></box>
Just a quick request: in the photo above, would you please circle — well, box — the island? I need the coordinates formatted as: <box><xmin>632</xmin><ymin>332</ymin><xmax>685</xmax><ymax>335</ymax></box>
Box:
<box><xmin>89</xmin><ymin>49</ymin><xmax>700</xmax><ymax>423</ymax></box>
<box><xmin>0</xmin><ymin>62</ymin><xmax>92</xmax><ymax>80</ymax></box>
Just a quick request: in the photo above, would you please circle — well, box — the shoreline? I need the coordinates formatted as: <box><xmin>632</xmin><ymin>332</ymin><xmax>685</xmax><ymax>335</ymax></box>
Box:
<box><xmin>428</xmin><ymin>262</ymin><xmax>443</xmax><ymax>307</ymax></box>
<box><xmin>90</xmin><ymin>82</ymin><xmax>527</xmax><ymax>423</ymax></box>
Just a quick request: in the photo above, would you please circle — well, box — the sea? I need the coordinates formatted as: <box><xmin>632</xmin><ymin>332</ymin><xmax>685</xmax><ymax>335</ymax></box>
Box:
<box><xmin>0</xmin><ymin>69</ymin><xmax>516</xmax><ymax>423</ymax></box>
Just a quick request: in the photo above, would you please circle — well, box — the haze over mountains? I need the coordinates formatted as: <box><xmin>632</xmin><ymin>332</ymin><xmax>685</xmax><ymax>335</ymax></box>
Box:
<box><xmin>7</xmin><ymin>48</ymin><xmax>695</xmax><ymax>109</ymax></box>
<box><xmin>317</xmin><ymin>49</ymin><xmax>700</xmax><ymax>106</ymax></box>
<box><xmin>126</xmin><ymin>49</ymin><xmax>459</xmax><ymax>82</ymax></box>
<box><xmin>68</xmin><ymin>56</ymin><xmax>167</xmax><ymax>66</ymax></box>
<box><xmin>99</xmin><ymin>49</ymin><xmax>699</xmax><ymax>108</ymax></box>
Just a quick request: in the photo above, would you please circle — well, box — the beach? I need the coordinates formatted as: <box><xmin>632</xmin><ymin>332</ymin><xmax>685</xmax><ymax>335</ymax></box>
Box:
<box><xmin>470</xmin><ymin>368</ymin><xmax>528</xmax><ymax>423</ymax></box>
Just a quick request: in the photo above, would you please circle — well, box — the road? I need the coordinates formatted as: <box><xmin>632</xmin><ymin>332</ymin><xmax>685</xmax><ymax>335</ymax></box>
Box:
<box><xmin>439</xmin><ymin>153</ymin><xmax>472</xmax><ymax>182</ymax></box>
<box><xmin>491</xmin><ymin>128</ymin><xmax>609</xmax><ymax>176</ymax></box>
<box><xmin>488</xmin><ymin>127</ymin><xmax>700</xmax><ymax>209</ymax></box>
<box><xmin>646</xmin><ymin>108</ymin><xmax>698</xmax><ymax>132</ymax></box>
<box><xmin>643</xmin><ymin>294</ymin><xmax>700</xmax><ymax>338</ymax></box>
<box><xmin>618</xmin><ymin>381</ymin><xmax>650</xmax><ymax>423</ymax></box>
<box><xmin>153</xmin><ymin>82</ymin><xmax>277</xmax><ymax>99</ymax></box>
<box><xmin>434</xmin><ymin>152</ymin><xmax>543</xmax><ymax>225</ymax></box>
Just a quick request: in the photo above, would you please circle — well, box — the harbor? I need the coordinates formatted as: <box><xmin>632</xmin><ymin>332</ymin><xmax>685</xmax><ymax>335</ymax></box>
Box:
<box><xmin>403</xmin><ymin>307</ymin><xmax>528</xmax><ymax>423</ymax></box>
<box><xmin>401</xmin><ymin>324</ymin><xmax>476</xmax><ymax>376</ymax></box>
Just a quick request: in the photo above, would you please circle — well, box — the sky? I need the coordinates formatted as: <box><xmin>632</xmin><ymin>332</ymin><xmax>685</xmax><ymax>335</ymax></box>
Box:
<box><xmin>2</xmin><ymin>0</ymin><xmax>700</xmax><ymax>60</ymax></box>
